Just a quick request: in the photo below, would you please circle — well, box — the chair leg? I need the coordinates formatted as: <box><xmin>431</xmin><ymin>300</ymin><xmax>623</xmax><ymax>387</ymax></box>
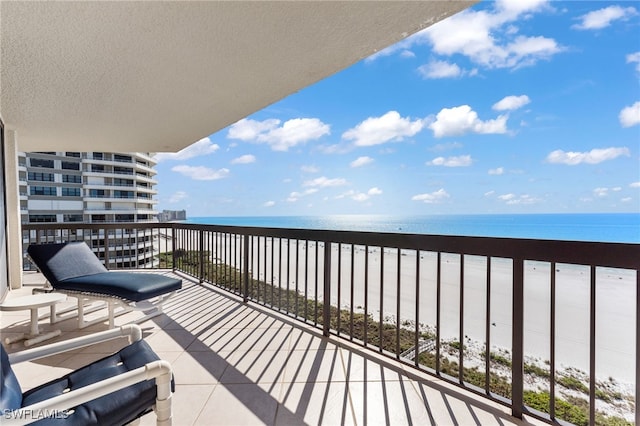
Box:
<box><xmin>155</xmin><ymin>371</ymin><xmax>173</xmax><ymax>425</ymax></box>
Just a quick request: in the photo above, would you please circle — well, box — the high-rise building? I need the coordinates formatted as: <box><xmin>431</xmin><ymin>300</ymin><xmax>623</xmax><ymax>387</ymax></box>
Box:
<box><xmin>18</xmin><ymin>151</ymin><xmax>159</xmax><ymax>268</ymax></box>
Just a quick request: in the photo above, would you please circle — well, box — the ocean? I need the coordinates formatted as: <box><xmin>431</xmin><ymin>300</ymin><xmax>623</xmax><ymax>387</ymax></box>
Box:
<box><xmin>186</xmin><ymin>213</ymin><xmax>640</xmax><ymax>243</ymax></box>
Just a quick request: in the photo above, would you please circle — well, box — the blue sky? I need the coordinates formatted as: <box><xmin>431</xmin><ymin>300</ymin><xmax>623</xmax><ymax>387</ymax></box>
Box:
<box><xmin>155</xmin><ymin>0</ymin><xmax>640</xmax><ymax>217</ymax></box>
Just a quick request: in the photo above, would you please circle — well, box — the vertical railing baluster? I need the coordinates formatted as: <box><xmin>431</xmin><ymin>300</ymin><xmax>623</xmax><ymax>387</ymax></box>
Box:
<box><xmin>243</xmin><ymin>234</ymin><xmax>249</xmax><ymax>303</ymax></box>
<box><xmin>171</xmin><ymin>226</ymin><xmax>176</xmax><ymax>272</ymax></box>
<box><xmin>337</xmin><ymin>243</ymin><xmax>342</xmax><ymax>336</ymax></box>
<box><xmin>414</xmin><ymin>249</ymin><xmax>420</xmax><ymax>368</ymax></box>
<box><xmin>304</xmin><ymin>239</ymin><xmax>309</xmax><ymax>319</ymax></box>
<box><xmin>314</xmin><ymin>241</ymin><xmax>319</xmax><ymax>325</ymax></box>
<box><xmin>512</xmin><ymin>257</ymin><xmax>524</xmax><ymax>419</ymax></box>
<box><xmin>104</xmin><ymin>226</ymin><xmax>110</xmax><ymax>269</ymax></box>
<box><xmin>286</xmin><ymin>238</ymin><xmax>291</xmax><ymax>313</ymax></box>
<box><xmin>379</xmin><ymin>247</ymin><xmax>384</xmax><ymax>353</ymax></box>
<box><xmin>199</xmin><ymin>229</ymin><xmax>204</xmax><ymax>283</ymax></box>
<box><xmin>459</xmin><ymin>254</ymin><xmax>465</xmax><ymax>384</ymax></box>
<box><xmin>350</xmin><ymin>244</ymin><xmax>355</xmax><ymax>341</ymax></box>
<box><xmin>294</xmin><ymin>239</ymin><xmax>299</xmax><ymax>316</ymax></box>
<box><xmin>550</xmin><ymin>261</ymin><xmax>556</xmax><ymax>420</ymax></box>
<box><xmin>364</xmin><ymin>245</ymin><xmax>369</xmax><ymax>347</ymax></box>
<box><xmin>396</xmin><ymin>247</ymin><xmax>401</xmax><ymax>359</ymax></box>
<box><xmin>485</xmin><ymin>256</ymin><xmax>492</xmax><ymax>394</ymax></box>
<box><xmin>636</xmin><ymin>268</ymin><xmax>639</xmax><ymax>426</ymax></box>
<box><xmin>323</xmin><ymin>241</ymin><xmax>331</xmax><ymax>337</ymax></box>
<box><xmin>436</xmin><ymin>252</ymin><xmax>441</xmax><ymax>374</ymax></box>
<box><xmin>589</xmin><ymin>265</ymin><xmax>596</xmax><ymax>426</ymax></box>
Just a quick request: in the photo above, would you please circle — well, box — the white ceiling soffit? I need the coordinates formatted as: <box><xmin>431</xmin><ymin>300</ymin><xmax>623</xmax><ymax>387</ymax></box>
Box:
<box><xmin>1</xmin><ymin>1</ymin><xmax>476</xmax><ymax>153</ymax></box>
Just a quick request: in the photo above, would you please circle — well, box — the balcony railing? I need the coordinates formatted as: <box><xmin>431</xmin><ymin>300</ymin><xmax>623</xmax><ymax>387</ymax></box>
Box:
<box><xmin>21</xmin><ymin>221</ymin><xmax>639</xmax><ymax>426</ymax></box>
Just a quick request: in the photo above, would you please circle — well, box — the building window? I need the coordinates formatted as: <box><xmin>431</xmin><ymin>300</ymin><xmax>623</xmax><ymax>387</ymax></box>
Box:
<box><xmin>65</xmin><ymin>152</ymin><xmax>81</xmax><ymax>158</ymax></box>
<box><xmin>63</xmin><ymin>174</ymin><xmax>82</xmax><ymax>183</ymax></box>
<box><xmin>89</xmin><ymin>189</ymin><xmax>105</xmax><ymax>197</ymax></box>
<box><xmin>91</xmin><ymin>214</ymin><xmax>106</xmax><ymax>222</ymax></box>
<box><xmin>29</xmin><ymin>158</ymin><xmax>54</xmax><ymax>168</ymax></box>
<box><xmin>91</xmin><ymin>164</ymin><xmax>105</xmax><ymax>172</ymax></box>
<box><xmin>114</xmin><ymin>190</ymin><xmax>133</xmax><ymax>199</ymax></box>
<box><xmin>27</xmin><ymin>172</ymin><xmax>54</xmax><ymax>182</ymax></box>
<box><xmin>30</xmin><ymin>186</ymin><xmax>56</xmax><ymax>196</ymax></box>
<box><xmin>115</xmin><ymin>214</ymin><xmax>134</xmax><ymax>222</ymax></box>
<box><xmin>93</xmin><ymin>152</ymin><xmax>103</xmax><ymax>160</ymax></box>
<box><xmin>114</xmin><ymin>154</ymin><xmax>132</xmax><ymax>163</ymax></box>
<box><xmin>63</xmin><ymin>214</ymin><xmax>83</xmax><ymax>222</ymax></box>
<box><xmin>113</xmin><ymin>166</ymin><xmax>133</xmax><ymax>175</ymax></box>
<box><xmin>29</xmin><ymin>214</ymin><xmax>56</xmax><ymax>223</ymax></box>
<box><xmin>61</xmin><ymin>187</ymin><xmax>81</xmax><ymax>197</ymax></box>
<box><xmin>114</xmin><ymin>178</ymin><xmax>133</xmax><ymax>186</ymax></box>
<box><xmin>61</xmin><ymin>161</ymin><xmax>80</xmax><ymax>170</ymax></box>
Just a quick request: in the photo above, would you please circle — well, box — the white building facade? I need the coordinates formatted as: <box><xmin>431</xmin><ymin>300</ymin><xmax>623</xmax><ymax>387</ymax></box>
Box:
<box><xmin>18</xmin><ymin>151</ymin><xmax>159</xmax><ymax>268</ymax></box>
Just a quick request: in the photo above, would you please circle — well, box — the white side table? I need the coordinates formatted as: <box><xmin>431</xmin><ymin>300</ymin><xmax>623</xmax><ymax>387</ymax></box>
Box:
<box><xmin>0</xmin><ymin>293</ymin><xmax>67</xmax><ymax>346</ymax></box>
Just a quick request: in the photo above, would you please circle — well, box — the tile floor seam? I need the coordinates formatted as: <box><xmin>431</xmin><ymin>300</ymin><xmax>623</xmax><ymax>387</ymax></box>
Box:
<box><xmin>192</xmin><ymin>383</ymin><xmax>219</xmax><ymax>426</ymax></box>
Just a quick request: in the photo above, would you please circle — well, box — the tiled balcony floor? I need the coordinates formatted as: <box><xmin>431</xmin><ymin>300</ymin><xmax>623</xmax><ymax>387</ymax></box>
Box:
<box><xmin>2</xmin><ymin>272</ymin><xmax>544</xmax><ymax>426</ymax></box>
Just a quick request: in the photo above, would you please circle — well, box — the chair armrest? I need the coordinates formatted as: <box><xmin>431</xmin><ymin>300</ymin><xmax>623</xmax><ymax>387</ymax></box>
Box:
<box><xmin>2</xmin><ymin>360</ymin><xmax>172</xmax><ymax>426</ymax></box>
<box><xmin>7</xmin><ymin>325</ymin><xmax>143</xmax><ymax>364</ymax></box>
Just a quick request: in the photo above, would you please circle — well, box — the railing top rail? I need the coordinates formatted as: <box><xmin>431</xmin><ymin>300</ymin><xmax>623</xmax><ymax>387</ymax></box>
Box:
<box><xmin>21</xmin><ymin>221</ymin><xmax>640</xmax><ymax>269</ymax></box>
<box><xmin>173</xmin><ymin>222</ymin><xmax>640</xmax><ymax>269</ymax></box>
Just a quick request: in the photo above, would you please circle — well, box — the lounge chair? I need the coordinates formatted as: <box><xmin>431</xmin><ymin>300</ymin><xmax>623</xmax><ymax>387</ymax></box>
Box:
<box><xmin>27</xmin><ymin>242</ymin><xmax>181</xmax><ymax>329</ymax></box>
<box><xmin>1</xmin><ymin>324</ymin><xmax>173</xmax><ymax>425</ymax></box>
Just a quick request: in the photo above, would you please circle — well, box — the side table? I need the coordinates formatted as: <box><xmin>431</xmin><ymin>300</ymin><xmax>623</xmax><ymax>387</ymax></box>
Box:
<box><xmin>0</xmin><ymin>293</ymin><xmax>67</xmax><ymax>346</ymax></box>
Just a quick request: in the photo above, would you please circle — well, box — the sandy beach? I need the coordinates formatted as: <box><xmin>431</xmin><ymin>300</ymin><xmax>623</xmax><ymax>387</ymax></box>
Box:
<box><xmin>168</xmin><ymin>232</ymin><xmax>636</xmax><ymax>387</ymax></box>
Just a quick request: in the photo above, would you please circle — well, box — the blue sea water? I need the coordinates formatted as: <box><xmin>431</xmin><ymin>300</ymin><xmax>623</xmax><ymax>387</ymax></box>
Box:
<box><xmin>186</xmin><ymin>213</ymin><xmax>640</xmax><ymax>243</ymax></box>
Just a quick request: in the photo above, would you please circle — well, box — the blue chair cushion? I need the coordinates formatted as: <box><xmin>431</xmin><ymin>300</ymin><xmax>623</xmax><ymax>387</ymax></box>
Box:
<box><xmin>22</xmin><ymin>340</ymin><xmax>163</xmax><ymax>425</ymax></box>
<box><xmin>58</xmin><ymin>272</ymin><xmax>182</xmax><ymax>302</ymax></box>
<box><xmin>27</xmin><ymin>242</ymin><xmax>108</xmax><ymax>284</ymax></box>
<box><xmin>0</xmin><ymin>344</ymin><xmax>23</xmax><ymax>411</ymax></box>
<box><xmin>27</xmin><ymin>242</ymin><xmax>181</xmax><ymax>302</ymax></box>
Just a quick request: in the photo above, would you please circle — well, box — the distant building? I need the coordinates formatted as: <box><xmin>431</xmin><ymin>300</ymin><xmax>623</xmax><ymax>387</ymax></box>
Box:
<box><xmin>18</xmin><ymin>151</ymin><xmax>159</xmax><ymax>268</ymax></box>
<box><xmin>158</xmin><ymin>209</ymin><xmax>187</xmax><ymax>222</ymax></box>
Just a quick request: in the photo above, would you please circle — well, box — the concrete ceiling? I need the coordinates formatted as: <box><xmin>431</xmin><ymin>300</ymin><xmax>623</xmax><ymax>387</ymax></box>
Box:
<box><xmin>1</xmin><ymin>1</ymin><xmax>475</xmax><ymax>153</ymax></box>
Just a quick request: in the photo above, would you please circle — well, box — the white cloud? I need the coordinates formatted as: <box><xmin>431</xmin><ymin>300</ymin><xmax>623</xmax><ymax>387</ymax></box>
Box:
<box><xmin>263</xmin><ymin>201</ymin><xmax>275</xmax><ymax>207</ymax></box>
<box><xmin>546</xmin><ymin>147</ymin><xmax>630</xmax><ymax>165</ymax></box>
<box><xmin>418</xmin><ymin>60</ymin><xmax>463</xmax><ymax>79</ymax></box>
<box><xmin>593</xmin><ymin>187</ymin><xmax>609</xmax><ymax>197</ymax></box>
<box><xmin>287</xmin><ymin>188</ymin><xmax>318</xmax><ymax>202</ymax></box>
<box><xmin>619</xmin><ymin>101</ymin><xmax>640</xmax><ymax>127</ymax></box>
<box><xmin>621</xmin><ymin>197</ymin><xmax>633</xmax><ymax>203</ymax></box>
<box><xmin>154</xmin><ymin>137</ymin><xmax>219</xmax><ymax>161</ymax></box>
<box><xmin>301</xmin><ymin>165</ymin><xmax>319</xmax><ymax>173</ymax></box>
<box><xmin>302</xmin><ymin>176</ymin><xmax>347</xmax><ymax>188</ymax></box>
<box><xmin>168</xmin><ymin>191</ymin><xmax>188</xmax><ymax>203</ymax></box>
<box><xmin>411</xmin><ymin>188</ymin><xmax>450</xmax><ymax>204</ymax></box>
<box><xmin>350</xmin><ymin>187</ymin><xmax>382</xmax><ymax>202</ymax></box>
<box><xmin>498</xmin><ymin>193</ymin><xmax>541</xmax><ymax>205</ymax></box>
<box><xmin>488</xmin><ymin>167</ymin><xmax>505</xmax><ymax>175</ymax></box>
<box><xmin>418</xmin><ymin>1</ymin><xmax>561</xmax><ymax>70</ymax></box>
<box><xmin>400</xmin><ymin>50</ymin><xmax>416</xmax><ymax>58</ymax></box>
<box><xmin>493</xmin><ymin>95</ymin><xmax>531</xmax><ymax>111</ymax></box>
<box><xmin>429</xmin><ymin>105</ymin><xmax>508</xmax><ymax>138</ymax></box>
<box><xmin>231</xmin><ymin>154</ymin><xmax>256</xmax><ymax>165</ymax></box>
<box><xmin>427</xmin><ymin>155</ymin><xmax>473</xmax><ymax>167</ymax></box>
<box><xmin>342</xmin><ymin>111</ymin><xmax>424</xmax><ymax>146</ymax></box>
<box><xmin>630</xmin><ymin>182</ymin><xmax>640</xmax><ymax>188</ymax></box>
<box><xmin>350</xmin><ymin>156</ymin><xmax>374</xmax><ymax>168</ymax></box>
<box><xmin>484</xmin><ymin>190</ymin><xmax>495</xmax><ymax>197</ymax></box>
<box><xmin>572</xmin><ymin>6</ymin><xmax>638</xmax><ymax>30</ymax></box>
<box><xmin>171</xmin><ymin>165</ymin><xmax>230</xmax><ymax>181</ymax></box>
<box><xmin>627</xmin><ymin>52</ymin><xmax>640</xmax><ymax>74</ymax></box>
<box><xmin>227</xmin><ymin>117</ymin><xmax>330</xmax><ymax>151</ymax></box>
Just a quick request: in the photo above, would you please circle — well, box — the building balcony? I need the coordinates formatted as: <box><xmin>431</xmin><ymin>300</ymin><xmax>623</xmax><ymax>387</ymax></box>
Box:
<box><xmin>15</xmin><ymin>221</ymin><xmax>639</xmax><ymax>425</ymax></box>
<box><xmin>3</xmin><ymin>269</ymin><xmax>544</xmax><ymax>426</ymax></box>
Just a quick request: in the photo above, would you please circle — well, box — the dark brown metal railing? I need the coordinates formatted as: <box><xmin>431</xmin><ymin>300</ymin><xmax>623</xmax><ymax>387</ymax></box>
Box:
<box><xmin>21</xmin><ymin>221</ymin><xmax>639</xmax><ymax>425</ymax></box>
